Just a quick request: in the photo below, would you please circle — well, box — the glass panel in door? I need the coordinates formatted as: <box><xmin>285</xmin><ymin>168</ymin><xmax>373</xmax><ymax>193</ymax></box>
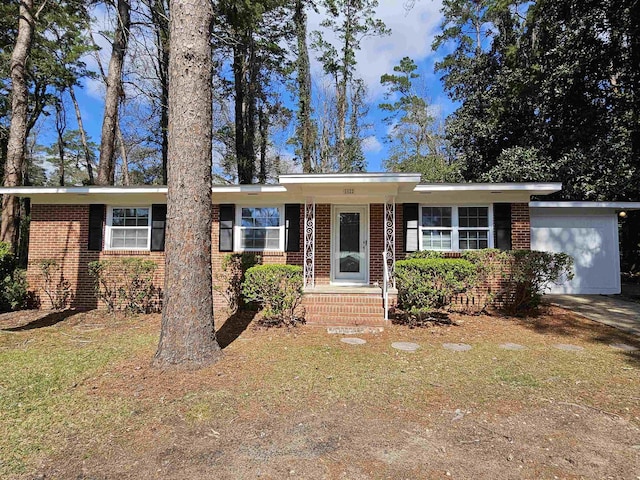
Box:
<box><xmin>339</xmin><ymin>212</ymin><xmax>361</xmax><ymax>273</ymax></box>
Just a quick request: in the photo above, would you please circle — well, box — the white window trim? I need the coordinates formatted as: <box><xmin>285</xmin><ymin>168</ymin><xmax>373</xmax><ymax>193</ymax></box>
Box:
<box><xmin>419</xmin><ymin>205</ymin><xmax>494</xmax><ymax>252</ymax></box>
<box><xmin>234</xmin><ymin>205</ymin><xmax>285</xmax><ymax>252</ymax></box>
<box><xmin>105</xmin><ymin>206</ymin><xmax>152</xmax><ymax>251</ymax></box>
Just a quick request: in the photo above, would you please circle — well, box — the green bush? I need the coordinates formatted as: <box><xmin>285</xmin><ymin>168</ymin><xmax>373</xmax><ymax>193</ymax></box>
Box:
<box><xmin>395</xmin><ymin>258</ymin><xmax>478</xmax><ymax>317</ymax></box>
<box><xmin>501</xmin><ymin>250</ymin><xmax>574</xmax><ymax>314</ymax></box>
<box><xmin>88</xmin><ymin>258</ymin><xmax>159</xmax><ymax>314</ymax></box>
<box><xmin>38</xmin><ymin>259</ymin><xmax>72</xmax><ymax>310</ymax></box>
<box><xmin>0</xmin><ymin>242</ymin><xmax>28</xmax><ymax>312</ymax></box>
<box><xmin>406</xmin><ymin>250</ymin><xmax>445</xmax><ymax>260</ymax></box>
<box><xmin>242</xmin><ymin>264</ymin><xmax>304</xmax><ymax>326</ymax></box>
<box><xmin>214</xmin><ymin>253</ymin><xmax>261</xmax><ymax>313</ymax></box>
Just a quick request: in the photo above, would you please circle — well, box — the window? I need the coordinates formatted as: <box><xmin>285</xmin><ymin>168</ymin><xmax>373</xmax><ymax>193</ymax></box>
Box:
<box><xmin>107</xmin><ymin>207</ymin><xmax>151</xmax><ymax>250</ymax></box>
<box><xmin>421</xmin><ymin>207</ymin><xmax>452</xmax><ymax>250</ymax></box>
<box><xmin>458</xmin><ymin>207</ymin><xmax>489</xmax><ymax>250</ymax></box>
<box><xmin>419</xmin><ymin>205</ymin><xmax>492</xmax><ymax>251</ymax></box>
<box><xmin>236</xmin><ymin>206</ymin><xmax>283</xmax><ymax>251</ymax></box>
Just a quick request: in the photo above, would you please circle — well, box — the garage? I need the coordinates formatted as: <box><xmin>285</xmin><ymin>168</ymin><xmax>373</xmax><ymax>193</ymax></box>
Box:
<box><xmin>530</xmin><ymin>202</ymin><xmax>640</xmax><ymax>295</ymax></box>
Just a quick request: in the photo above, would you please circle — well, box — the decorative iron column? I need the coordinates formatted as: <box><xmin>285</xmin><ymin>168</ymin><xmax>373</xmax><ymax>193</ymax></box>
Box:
<box><xmin>384</xmin><ymin>196</ymin><xmax>396</xmax><ymax>288</ymax></box>
<box><xmin>304</xmin><ymin>197</ymin><xmax>315</xmax><ymax>288</ymax></box>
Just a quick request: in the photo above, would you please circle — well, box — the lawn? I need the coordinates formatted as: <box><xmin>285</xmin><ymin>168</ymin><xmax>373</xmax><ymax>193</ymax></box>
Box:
<box><xmin>0</xmin><ymin>306</ymin><xmax>639</xmax><ymax>479</ymax></box>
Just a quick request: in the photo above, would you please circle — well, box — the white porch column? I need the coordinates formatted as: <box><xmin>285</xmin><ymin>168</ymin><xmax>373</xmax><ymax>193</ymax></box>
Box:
<box><xmin>384</xmin><ymin>196</ymin><xmax>396</xmax><ymax>288</ymax></box>
<box><xmin>304</xmin><ymin>197</ymin><xmax>315</xmax><ymax>289</ymax></box>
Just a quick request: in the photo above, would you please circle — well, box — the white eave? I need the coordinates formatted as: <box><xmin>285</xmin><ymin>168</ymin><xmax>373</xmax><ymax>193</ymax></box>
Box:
<box><xmin>0</xmin><ymin>186</ymin><xmax>168</xmax><ymax>195</ymax></box>
<box><xmin>279</xmin><ymin>172</ymin><xmax>422</xmax><ymax>184</ymax></box>
<box><xmin>416</xmin><ymin>182</ymin><xmax>562</xmax><ymax>195</ymax></box>
<box><xmin>530</xmin><ymin>201</ymin><xmax>640</xmax><ymax>209</ymax></box>
<box><xmin>211</xmin><ymin>184</ymin><xmax>287</xmax><ymax>193</ymax></box>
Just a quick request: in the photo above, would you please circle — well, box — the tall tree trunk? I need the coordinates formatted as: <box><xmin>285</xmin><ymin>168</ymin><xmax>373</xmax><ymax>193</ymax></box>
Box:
<box><xmin>154</xmin><ymin>0</ymin><xmax>221</xmax><ymax>367</ymax></box>
<box><xmin>116</xmin><ymin>123</ymin><xmax>130</xmax><ymax>185</ymax></box>
<box><xmin>55</xmin><ymin>99</ymin><xmax>66</xmax><ymax>186</ymax></box>
<box><xmin>1</xmin><ymin>0</ymin><xmax>35</xmax><ymax>250</ymax></box>
<box><xmin>258</xmin><ymin>104</ymin><xmax>268</xmax><ymax>183</ymax></box>
<box><xmin>69</xmin><ymin>86</ymin><xmax>95</xmax><ymax>184</ymax></box>
<box><xmin>336</xmin><ymin>77</ymin><xmax>346</xmax><ymax>171</ymax></box>
<box><xmin>233</xmin><ymin>44</ymin><xmax>251</xmax><ymax>183</ymax></box>
<box><xmin>97</xmin><ymin>0</ymin><xmax>131</xmax><ymax>185</ymax></box>
<box><xmin>294</xmin><ymin>0</ymin><xmax>313</xmax><ymax>173</ymax></box>
<box><xmin>149</xmin><ymin>0</ymin><xmax>170</xmax><ymax>184</ymax></box>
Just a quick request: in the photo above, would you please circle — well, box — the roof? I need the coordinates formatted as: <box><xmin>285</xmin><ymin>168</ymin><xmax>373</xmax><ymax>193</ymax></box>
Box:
<box><xmin>0</xmin><ymin>173</ymin><xmax>563</xmax><ymax>205</ymax></box>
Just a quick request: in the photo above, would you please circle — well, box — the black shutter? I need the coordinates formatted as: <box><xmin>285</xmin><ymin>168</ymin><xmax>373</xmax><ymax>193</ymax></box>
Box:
<box><xmin>403</xmin><ymin>203</ymin><xmax>419</xmax><ymax>252</ymax></box>
<box><xmin>88</xmin><ymin>204</ymin><xmax>105</xmax><ymax>251</ymax></box>
<box><xmin>494</xmin><ymin>203</ymin><xmax>512</xmax><ymax>251</ymax></box>
<box><xmin>151</xmin><ymin>204</ymin><xmax>167</xmax><ymax>251</ymax></box>
<box><xmin>219</xmin><ymin>204</ymin><xmax>235</xmax><ymax>252</ymax></box>
<box><xmin>285</xmin><ymin>204</ymin><xmax>301</xmax><ymax>252</ymax></box>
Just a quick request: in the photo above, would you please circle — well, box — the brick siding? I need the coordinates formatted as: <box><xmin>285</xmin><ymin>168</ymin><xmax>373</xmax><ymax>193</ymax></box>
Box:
<box><xmin>26</xmin><ymin>200</ymin><xmax>532</xmax><ymax>322</ymax></box>
<box><xmin>511</xmin><ymin>202</ymin><xmax>531</xmax><ymax>249</ymax></box>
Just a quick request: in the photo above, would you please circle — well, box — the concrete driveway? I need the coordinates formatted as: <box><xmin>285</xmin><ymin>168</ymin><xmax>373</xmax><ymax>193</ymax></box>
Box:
<box><xmin>545</xmin><ymin>294</ymin><xmax>640</xmax><ymax>336</ymax></box>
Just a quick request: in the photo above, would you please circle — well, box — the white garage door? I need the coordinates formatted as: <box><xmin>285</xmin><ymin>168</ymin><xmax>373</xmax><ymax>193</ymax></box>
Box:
<box><xmin>530</xmin><ymin>208</ymin><xmax>621</xmax><ymax>294</ymax></box>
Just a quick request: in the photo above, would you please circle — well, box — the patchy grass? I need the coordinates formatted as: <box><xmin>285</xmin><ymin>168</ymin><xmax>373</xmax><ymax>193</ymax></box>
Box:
<box><xmin>0</xmin><ymin>307</ymin><xmax>639</xmax><ymax>479</ymax></box>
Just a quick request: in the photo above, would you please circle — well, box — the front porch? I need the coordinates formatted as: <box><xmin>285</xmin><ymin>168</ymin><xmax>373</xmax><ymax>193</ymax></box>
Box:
<box><xmin>282</xmin><ymin>174</ymin><xmax>414</xmax><ymax>325</ymax></box>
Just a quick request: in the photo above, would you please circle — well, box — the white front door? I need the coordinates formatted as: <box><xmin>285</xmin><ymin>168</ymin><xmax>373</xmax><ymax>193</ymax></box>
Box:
<box><xmin>332</xmin><ymin>205</ymin><xmax>368</xmax><ymax>284</ymax></box>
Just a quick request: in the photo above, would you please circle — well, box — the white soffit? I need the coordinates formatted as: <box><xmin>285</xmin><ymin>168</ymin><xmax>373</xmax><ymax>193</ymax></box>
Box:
<box><xmin>530</xmin><ymin>201</ymin><xmax>640</xmax><ymax>209</ymax></box>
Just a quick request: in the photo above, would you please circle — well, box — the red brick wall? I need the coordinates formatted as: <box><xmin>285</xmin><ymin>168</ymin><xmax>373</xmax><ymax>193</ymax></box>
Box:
<box><xmin>511</xmin><ymin>203</ymin><xmax>531</xmax><ymax>249</ymax></box>
<box><xmin>27</xmin><ymin>205</ymin><xmax>166</xmax><ymax>310</ymax></box>
<box><xmin>27</xmin><ymin>204</ymin><xmax>303</xmax><ymax>311</ymax></box>
<box><xmin>369</xmin><ymin>204</ymin><xmax>384</xmax><ymax>285</ymax></box>
<box><xmin>26</xmin><ymin>201</ymin><xmax>532</xmax><ymax>312</ymax></box>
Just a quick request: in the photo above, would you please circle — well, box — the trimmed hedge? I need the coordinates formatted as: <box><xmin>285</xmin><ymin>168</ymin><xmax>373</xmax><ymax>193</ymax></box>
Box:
<box><xmin>242</xmin><ymin>264</ymin><xmax>304</xmax><ymax>326</ymax></box>
<box><xmin>396</xmin><ymin>249</ymin><xmax>574</xmax><ymax>318</ymax></box>
<box><xmin>395</xmin><ymin>257</ymin><xmax>477</xmax><ymax>315</ymax></box>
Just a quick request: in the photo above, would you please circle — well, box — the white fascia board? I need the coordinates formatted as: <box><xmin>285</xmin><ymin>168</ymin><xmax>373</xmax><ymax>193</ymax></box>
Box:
<box><xmin>210</xmin><ymin>184</ymin><xmax>287</xmax><ymax>193</ymax></box>
<box><xmin>0</xmin><ymin>186</ymin><xmax>168</xmax><ymax>195</ymax></box>
<box><xmin>279</xmin><ymin>173</ymin><xmax>422</xmax><ymax>184</ymax></box>
<box><xmin>414</xmin><ymin>182</ymin><xmax>562</xmax><ymax>193</ymax></box>
<box><xmin>530</xmin><ymin>201</ymin><xmax>640</xmax><ymax>209</ymax></box>
<box><xmin>0</xmin><ymin>185</ymin><xmax>289</xmax><ymax>196</ymax></box>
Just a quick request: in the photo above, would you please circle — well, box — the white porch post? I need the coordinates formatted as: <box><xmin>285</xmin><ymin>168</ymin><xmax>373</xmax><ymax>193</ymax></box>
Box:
<box><xmin>384</xmin><ymin>196</ymin><xmax>396</xmax><ymax>288</ymax></box>
<box><xmin>304</xmin><ymin>197</ymin><xmax>315</xmax><ymax>289</ymax></box>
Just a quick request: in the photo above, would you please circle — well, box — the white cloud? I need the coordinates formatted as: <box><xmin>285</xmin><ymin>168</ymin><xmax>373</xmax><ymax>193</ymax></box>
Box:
<box><xmin>362</xmin><ymin>135</ymin><xmax>383</xmax><ymax>153</ymax></box>
<box><xmin>308</xmin><ymin>0</ymin><xmax>444</xmax><ymax>99</ymax></box>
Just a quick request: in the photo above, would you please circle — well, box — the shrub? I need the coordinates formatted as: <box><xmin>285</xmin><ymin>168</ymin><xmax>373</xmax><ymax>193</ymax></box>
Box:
<box><xmin>406</xmin><ymin>250</ymin><xmax>445</xmax><ymax>260</ymax></box>
<box><xmin>0</xmin><ymin>242</ymin><xmax>28</xmax><ymax>312</ymax></box>
<box><xmin>38</xmin><ymin>259</ymin><xmax>72</xmax><ymax>310</ymax></box>
<box><xmin>395</xmin><ymin>258</ymin><xmax>478</xmax><ymax>320</ymax></box>
<box><xmin>242</xmin><ymin>264</ymin><xmax>304</xmax><ymax>326</ymax></box>
<box><xmin>500</xmin><ymin>250</ymin><xmax>574</xmax><ymax>314</ymax></box>
<box><xmin>214</xmin><ymin>253</ymin><xmax>261</xmax><ymax>313</ymax></box>
<box><xmin>88</xmin><ymin>258</ymin><xmax>159</xmax><ymax>314</ymax></box>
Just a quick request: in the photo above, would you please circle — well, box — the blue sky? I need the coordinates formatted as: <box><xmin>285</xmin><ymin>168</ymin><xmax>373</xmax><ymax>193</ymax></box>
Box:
<box><xmin>57</xmin><ymin>0</ymin><xmax>454</xmax><ymax>176</ymax></box>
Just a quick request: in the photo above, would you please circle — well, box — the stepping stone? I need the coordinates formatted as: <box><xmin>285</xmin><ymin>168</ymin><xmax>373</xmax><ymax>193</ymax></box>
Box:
<box><xmin>341</xmin><ymin>337</ymin><xmax>366</xmax><ymax>345</ymax></box>
<box><xmin>553</xmin><ymin>343</ymin><xmax>584</xmax><ymax>352</ymax></box>
<box><xmin>609</xmin><ymin>343</ymin><xmax>639</xmax><ymax>352</ymax></box>
<box><xmin>499</xmin><ymin>343</ymin><xmax>527</xmax><ymax>351</ymax></box>
<box><xmin>391</xmin><ymin>342</ymin><xmax>420</xmax><ymax>352</ymax></box>
<box><xmin>443</xmin><ymin>343</ymin><xmax>472</xmax><ymax>352</ymax></box>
